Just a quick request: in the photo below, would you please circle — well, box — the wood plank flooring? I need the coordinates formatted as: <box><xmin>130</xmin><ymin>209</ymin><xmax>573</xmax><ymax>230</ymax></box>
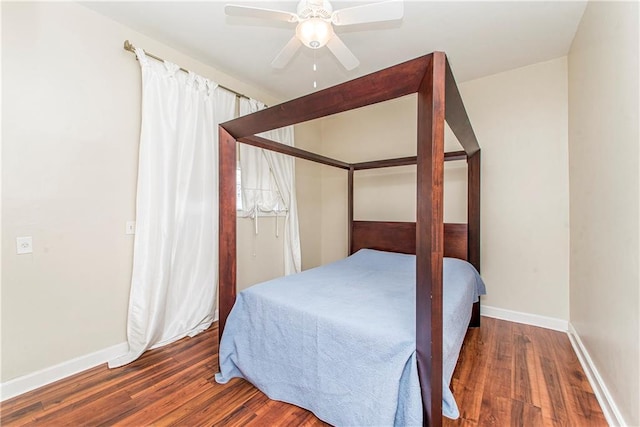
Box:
<box><xmin>444</xmin><ymin>318</ymin><xmax>606</xmax><ymax>426</ymax></box>
<box><xmin>1</xmin><ymin>317</ymin><xmax>606</xmax><ymax>426</ymax></box>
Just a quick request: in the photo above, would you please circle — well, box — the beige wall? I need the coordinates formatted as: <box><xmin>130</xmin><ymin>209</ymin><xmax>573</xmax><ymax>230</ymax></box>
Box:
<box><xmin>236</xmin><ymin>218</ymin><xmax>285</xmax><ymax>291</ymax></box>
<box><xmin>460</xmin><ymin>57</ymin><xmax>570</xmax><ymax>320</ymax></box>
<box><xmin>318</xmin><ymin>95</ymin><xmax>468</xmax><ymax>263</ymax></box>
<box><xmin>294</xmin><ymin>120</ymin><xmax>324</xmax><ymax>271</ymax></box>
<box><xmin>318</xmin><ymin>58</ymin><xmax>570</xmax><ymax>321</ymax></box>
<box><xmin>568</xmin><ymin>1</ymin><xmax>639</xmax><ymax>424</ymax></box>
<box><xmin>0</xmin><ymin>1</ymin><xmax>287</xmax><ymax>382</ymax></box>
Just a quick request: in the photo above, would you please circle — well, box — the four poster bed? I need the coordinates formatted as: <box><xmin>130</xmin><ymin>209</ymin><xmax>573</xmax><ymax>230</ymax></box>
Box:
<box><xmin>215</xmin><ymin>52</ymin><xmax>484</xmax><ymax>427</ymax></box>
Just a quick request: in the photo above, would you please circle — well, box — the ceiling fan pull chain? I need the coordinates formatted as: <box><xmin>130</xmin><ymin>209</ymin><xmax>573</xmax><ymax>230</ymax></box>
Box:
<box><xmin>313</xmin><ymin>49</ymin><xmax>318</xmax><ymax>89</ymax></box>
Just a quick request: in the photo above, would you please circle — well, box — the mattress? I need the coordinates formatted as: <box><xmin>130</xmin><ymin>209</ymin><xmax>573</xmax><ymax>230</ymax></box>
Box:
<box><xmin>216</xmin><ymin>249</ymin><xmax>486</xmax><ymax>426</ymax></box>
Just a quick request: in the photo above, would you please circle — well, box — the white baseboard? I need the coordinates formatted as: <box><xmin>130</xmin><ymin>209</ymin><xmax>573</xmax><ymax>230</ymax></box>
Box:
<box><xmin>568</xmin><ymin>323</ymin><xmax>626</xmax><ymax>427</ymax></box>
<box><xmin>0</xmin><ymin>309</ymin><xmax>220</xmax><ymax>402</ymax></box>
<box><xmin>0</xmin><ymin>341</ymin><xmax>129</xmax><ymax>402</ymax></box>
<box><xmin>482</xmin><ymin>305</ymin><xmax>569</xmax><ymax>332</ymax></box>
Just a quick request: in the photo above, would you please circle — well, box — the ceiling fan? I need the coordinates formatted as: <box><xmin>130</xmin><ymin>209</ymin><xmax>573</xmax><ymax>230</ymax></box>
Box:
<box><xmin>225</xmin><ymin>0</ymin><xmax>403</xmax><ymax>71</ymax></box>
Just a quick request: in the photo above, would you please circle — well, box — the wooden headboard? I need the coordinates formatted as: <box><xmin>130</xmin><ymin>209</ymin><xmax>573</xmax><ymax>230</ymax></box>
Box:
<box><xmin>350</xmin><ymin>220</ymin><xmax>468</xmax><ymax>260</ymax></box>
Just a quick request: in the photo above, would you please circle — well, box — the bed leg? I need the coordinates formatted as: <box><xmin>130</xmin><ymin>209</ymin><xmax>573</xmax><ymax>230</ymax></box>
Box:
<box><xmin>469</xmin><ymin>301</ymin><xmax>481</xmax><ymax>328</ymax></box>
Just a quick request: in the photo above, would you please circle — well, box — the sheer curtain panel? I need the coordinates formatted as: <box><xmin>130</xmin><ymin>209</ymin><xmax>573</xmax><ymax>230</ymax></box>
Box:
<box><xmin>238</xmin><ymin>98</ymin><xmax>301</xmax><ymax>274</ymax></box>
<box><xmin>109</xmin><ymin>49</ymin><xmax>236</xmax><ymax>368</ymax></box>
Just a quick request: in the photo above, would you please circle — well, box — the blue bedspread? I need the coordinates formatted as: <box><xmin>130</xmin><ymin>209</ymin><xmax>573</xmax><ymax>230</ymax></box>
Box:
<box><xmin>216</xmin><ymin>249</ymin><xmax>486</xmax><ymax>425</ymax></box>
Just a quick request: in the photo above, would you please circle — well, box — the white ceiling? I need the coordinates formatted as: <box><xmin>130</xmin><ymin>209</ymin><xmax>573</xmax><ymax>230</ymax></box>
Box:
<box><xmin>82</xmin><ymin>1</ymin><xmax>587</xmax><ymax>100</ymax></box>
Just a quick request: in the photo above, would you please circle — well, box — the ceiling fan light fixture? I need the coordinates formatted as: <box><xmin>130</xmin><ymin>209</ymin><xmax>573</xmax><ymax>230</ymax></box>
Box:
<box><xmin>296</xmin><ymin>18</ymin><xmax>334</xmax><ymax>49</ymax></box>
<box><xmin>226</xmin><ymin>0</ymin><xmax>404</xmax><ymax>69</ymax></box>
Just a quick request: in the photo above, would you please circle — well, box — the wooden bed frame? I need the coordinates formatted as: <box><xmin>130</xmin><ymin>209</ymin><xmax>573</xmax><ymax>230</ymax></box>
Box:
<box><xmin>218</xmin><ymin>52</ymin><xmax>480</xmax><ymax>427</ymax></box>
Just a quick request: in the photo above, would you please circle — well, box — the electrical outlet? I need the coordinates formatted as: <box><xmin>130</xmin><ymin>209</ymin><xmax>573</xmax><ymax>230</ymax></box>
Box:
<box><xmin>126</xmin><ymin>221</ymin><xmax>136</xmax><ymax>235</ymax></box>
<box><xmin>17</xmin><ymin>236</ymin><xmax>33</xmax><ymax>254</ymax></box>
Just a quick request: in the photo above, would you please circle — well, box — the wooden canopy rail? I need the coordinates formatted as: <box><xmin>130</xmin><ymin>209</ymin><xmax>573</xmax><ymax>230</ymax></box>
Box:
<box><xmin>352</xmin><ymin>150</ymin><xmax>467</xmax><ymax>170</ymax></box>
<box><xmin>218</xmin><ymin>52</ymin><xmax>480</xmax><ymax>427</ymax></box>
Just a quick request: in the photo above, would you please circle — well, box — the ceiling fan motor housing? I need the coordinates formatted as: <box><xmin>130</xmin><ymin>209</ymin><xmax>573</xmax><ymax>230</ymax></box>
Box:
<box><xmin>297</xmin><ymin>0</ymin><xmax>333</xmax><ymax>19</ymax></box>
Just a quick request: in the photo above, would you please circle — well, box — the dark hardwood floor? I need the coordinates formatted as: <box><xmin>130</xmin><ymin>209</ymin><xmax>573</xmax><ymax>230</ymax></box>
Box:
<box><xmin>1</xmin><ymin>317</ymin><xmax>606</xmax><ymax>426</ymax></box>
<box><xmin>444</xmin><ymin>318</ymin><xmax>606</xmax><ymax>426</ymax></box>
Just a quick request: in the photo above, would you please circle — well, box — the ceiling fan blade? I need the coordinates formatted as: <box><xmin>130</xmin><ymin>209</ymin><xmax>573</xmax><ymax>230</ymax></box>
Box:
<box><xmin>271</xmin><ymin>37</ymin><xmax>303</xmax><ymax>68</ymax></box>
<box><xmin>331</xmin><ymin>0</ymin><xmax>403</xmax><ymax>26</ymax></box>
<box><xmin>225</xmin><ymin>5</ymin><xmax>298</xmax><ymax>23</ymax></box>
<box><xmin>326</xmin><ymin>35</ymin><xmax>359</xmax><ymax>71</ymax></box>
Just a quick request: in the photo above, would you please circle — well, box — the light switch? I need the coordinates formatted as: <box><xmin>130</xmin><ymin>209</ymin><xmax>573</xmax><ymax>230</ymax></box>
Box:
<box><xmin>17</xmin><ymin>236</ymin><xmax>33</xmax><ymax>254</ymax></box>
<box><xmin>126</xmin><ymin>221</ymin><xmax>136</xmax><ymax>235</ymax></box>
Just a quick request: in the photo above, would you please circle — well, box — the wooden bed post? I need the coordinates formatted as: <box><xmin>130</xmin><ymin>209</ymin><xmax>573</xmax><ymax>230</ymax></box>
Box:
<box><xmin>468</xmin><ymin>150</ymin><xmax>481</xmax><ymax>327</ymax></box>
<box><xmin>467</xmin><ymin>150</ymin><xmax>481</xmax><ymax>271</ymax></box>
<box><xmin>218</xmin><ymin>126</ymin><xmax>237</xmax><ymax>355</ymax></box>
<box><xmin>348</xmin><ymin>166</ymin><xmax>354</xmax><ymax>254</ymax></box>
<box><xmin>416</xmin><ymin>52</ymin><xmax>446</xmax><ymax>427</ymax></box>
<box><xmin>444</xmin><ymin>56</ymin><xmax>481</xmax><ymax>330</ymax></box>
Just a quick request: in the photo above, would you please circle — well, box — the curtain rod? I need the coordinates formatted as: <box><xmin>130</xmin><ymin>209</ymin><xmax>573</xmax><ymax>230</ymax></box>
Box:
<box><xmin>123</xmin><ymin>40</ymin><xmax>251</xmax><ymax>101</ymax></box>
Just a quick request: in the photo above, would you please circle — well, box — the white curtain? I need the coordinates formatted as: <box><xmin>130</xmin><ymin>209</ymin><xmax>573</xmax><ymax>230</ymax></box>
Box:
<box><xmin>237</xmin><ymin>100</ymin><xmax>283</xmax><ymax>217</ymax></box>
<box><xmin>239</xmin><ymin>98</ymin><xmax>301</xmax><ymax>275</ymax></box>
<box><xmin>109</xmin><ymin>49</ymin><xmax>236</xmax><ymax>368</ymax></box>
